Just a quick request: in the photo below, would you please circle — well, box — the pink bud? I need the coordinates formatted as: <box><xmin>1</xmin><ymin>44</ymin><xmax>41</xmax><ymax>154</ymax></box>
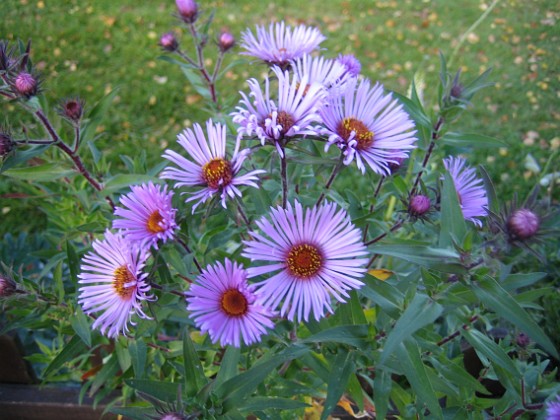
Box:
<box><xmin>218</xmin><ymin>31</ymin><xmax>235</xmax><ymax>52</ymax></box>
<box><xmin>61</xmin><ymin>98</ymin><xmax>84</xmax><ymax>122</ymax></box>
<box><xmin>507</xmin><ymin>208</ymin><xmax>540</xmax><ymax>240</ymax></box>
<box><xmin>176</xmin><ymin>0</ymin><xmax>198</xmax><ymax>23</ymax></box>
<box><xmin>409</xmin><ymin>195</ymin><xmax>431</xmax><ymax>217</ymax></box>
<box><xmin>159</xmin><ymin>32</ymin><xmax>179</xmax><ymax>52</ymax></box>
<box><xmin>14</xmin><ymin>72</ymin><xmax>37</xmax><ymax>97</ymax></box>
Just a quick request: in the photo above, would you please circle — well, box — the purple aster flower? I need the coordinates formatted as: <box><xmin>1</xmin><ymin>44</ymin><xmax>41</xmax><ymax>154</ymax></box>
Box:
<box><xmin>231</xmin><ymin>66</ymin><xmax>325</xmax><ymax>157</ymax></box>
<box><xmin>242</xmin><ymin>201</ymin><xmax>368</xmax><ymax>322</ymax></box>
<box><xmin>78</xmin><ymin>231</ymin><xmax>154</xmax><ymax>338</ymax></box>
<box><xmin>186</xmin><ymin>259</ymin><xmax>274</xmax><ymax>347</ymax></box>
<box><xmin>546</xmin><ymin>395</ymin><xmax>560</xmax><ymax>420</ymax></box>
<box><xmin>319</xmin><ymin>77</ymin><xmax>417</xmax><ymax>175</ymax></box>
<box><xmin>240</xmin><ymin>21</ymin><xmax>326</xmax><ymax>67</ymax></box>
<box><xmin>160</xmin><ymin>119</ymin><xmax>265</xmax><ymax>212</ymax></box>
<box><xmin>337</xmin><ymin>54</ymin><xmax>361</xmax><ymax>77</ymax></box>
<box><xmin>290</xmin><ymin>54</ymin><xmax>350</xmax><ymax>96</ymax></box>
<box><xmin>113</xmin><ymin>182</ymin><xmax>178</xmax><ymax>250</ymax></box>
<box><xmin>443</xmin><ymin>156</ymin><xmax>488</xmax><ymax>227</ymax></box>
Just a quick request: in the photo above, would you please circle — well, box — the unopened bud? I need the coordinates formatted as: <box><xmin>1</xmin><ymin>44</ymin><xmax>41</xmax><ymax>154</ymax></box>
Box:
<box><xmin>218</xmin><ymin>31</ymin><xmax>235</xmax><ymax>52</ymax></box>
<box><xmin>450</xmin><ymin>83</ymin><xmax>463</xmax><ymax>99</ymax></box>
<box><xmin>0</xmin><ymin>132</ymin><xmax>14</xmax><ymax>157</ymax></box>
<box><xmin>337</xmin><ymin>54</ymin><xmax>361</xmax><ymax>77</ymax></box>
<box><xmin>507</xmin><ymin>208</ymin><xmax>540</xmax><ymax>240</ymax></box>
<box><xmin>409</xmin><ymin>194</ymin><xmax>431</xmax><ymax>217</ymax></box>
<box><xmin>516</xmin><ymin>332</ymin><xmax>530</xmax><ymax>348</ymax></box>
<box><xmin>60</xmin><ymin>98</ymin><xmax>84</xmax><ymax>122</ymax></box>
<box><xmin>176</xmin><ymin>0</ymin><xmax>198</xmax><ymax>23</ymax></box>
<box><xmin>159</xmin><ymin>32</ymin><xmax>179</xmax><ymax>52</ymax></box>
<box><xmin>0</xmin><ymin>274</ymin><xmax>16</xmax><ymax>298</ymax></box>
<box><xmin>14</xmin><ymin>71</ymin><xmax>37</xmax><ymax>97</ymax></box>
<box><xmin>389</xmin><ymin>156</ymin><xmax>405</xmax><ymax>173</ymax></box>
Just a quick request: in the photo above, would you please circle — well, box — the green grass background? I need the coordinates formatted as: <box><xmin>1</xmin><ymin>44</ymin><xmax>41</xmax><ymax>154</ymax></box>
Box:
<box><xmin>1</xmin><ymin>0</ymin><xmax>559</xmax><ymax>232</ymax></box>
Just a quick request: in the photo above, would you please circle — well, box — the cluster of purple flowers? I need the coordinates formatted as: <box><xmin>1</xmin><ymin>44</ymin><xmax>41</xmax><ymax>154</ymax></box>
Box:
<box><xmin>77</xmin><ymin>20</ymin><xmax>490</xmax><ymax>347</ymax></box>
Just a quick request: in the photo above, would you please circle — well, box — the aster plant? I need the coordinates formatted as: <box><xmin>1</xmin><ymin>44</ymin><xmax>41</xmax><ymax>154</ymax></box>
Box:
<box><xmin>2</xmin><ymin>2</ymin><xmax>560</xmax><ymax>420</ymax></box>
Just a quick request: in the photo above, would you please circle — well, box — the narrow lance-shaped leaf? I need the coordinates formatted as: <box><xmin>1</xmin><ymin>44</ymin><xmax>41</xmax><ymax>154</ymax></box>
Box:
<box><xmin>439</xmin><ymin>171</ymin><xmax>467</xmax><ymax>248</ymax></box>
<box><xmin>396</xmin><ymin>340</ymin><xmax>443</xmax><ymax>419</ymax></box>
<box><xmin>183</xmin><ymin>328</ymin><xmax>208</xmax><ymax>397</ymax></box>
<box><xmin>472</xmin><ymin>275</ymin><xmax>559</xmax><ymax>359</ymax></box>
<box><xmin>321</xmin><ymin>350</ymin><xmax>355</xmax><ymax>420</ymax></box>
<box><xmin>380</xmin><ymin>293</ymin><xmax>443</xmax><ymax>364</ymax></box>
<box><xmin>43</xmin><ymin>335</ymin><xmax>87</xmax><ymax>378</ymax></box>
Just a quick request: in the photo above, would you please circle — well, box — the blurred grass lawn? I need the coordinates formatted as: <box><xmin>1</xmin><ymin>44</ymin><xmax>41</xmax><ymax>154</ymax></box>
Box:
<box><xmin>1</xmin><ymin>0</ymin><xmax>559</xmax><ymax>221</ymax></box>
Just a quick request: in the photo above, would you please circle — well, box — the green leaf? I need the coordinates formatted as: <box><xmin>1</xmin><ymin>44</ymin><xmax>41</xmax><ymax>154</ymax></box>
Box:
<box><xmin>66</xmin><ymin>241</ymin><xmax>80</xmax><ymax>283</ymax></box>
<box><xmin>215</xmin><ymin>346</ymin><xmax>240</xmax><ymax>388</ymax></box>
<box><xmin>301</xmin><ymin>324</ymin><xmax>368</xmax><ymax>347</ymax></box>
<box><xmin>478</xmin><ymin>165</ymin><xmax>499</xmax><ymax>214</ymax></box>
<box><xmin>80</xmin><ymin>88</ymin><xmax>120</xmax><ymax>145</ymax></box>
<box><xmin>501</xmin><ymin>272</ymin><xmax>547</xmax><ymax>292</ymax></box>
<box><xmin>43</xmin><ymin>335</ymin><xmax>87</xmax><ymax>378</ymax></box>
<box><xmin>360</xmin><ymin>274</ymin><xmax>403</xmax><ymax>318</ymax></box>
<box><xmin>103</xmin><ymin>174</ymin><xmax>160</xmax><ymax>195</ymax></box>
<box><xmin>391</xmin><ymin>91</ymin><xmax>432</xmax><ymax>129</ymax></box>
<box><xmin>0</xmin><ymin>145</ymin><xmax>50</xmax><ymax>173</ymax></box>
<box><xmin>373</xmin><ymin>368</ymin><xmax>392</xmax><ymax>419</ymax></box>
<box><xmin>441</xmin><ymin>132</ymin><xmax>505</xmax><ymax>148</ymax></box>
<box><xmin>217</xmin><ymin>345</ymin><xmax>309</xmax><ymax>409</ymax></box>
<box><xmin>53</xmin><ymin>261</ymin><xmax>64</xmax><ymax>303</ymax></box>
<box><xmin>369</xmin><ymin>242</ymin><xmax>465</xmax><ymax>273</ymax></box>
<box><xmin>428</xmin><ymin>357</ymin><xmax>488</xmax><ymax>395</ymax></box>
<box><xmin>129</xmin><ymin>340</ymin><xmax>147</xmax><ymax>379</ymax></box>
<box><xmin>472</xmin><ymin>276</ymin><xmax>559</xmax><ymax>358</ymax></box>
<box><xmin>183</xmin><ymin>328</ymin><xmax>208</xmax><ymax>397</ymax></box>
<box><xmin>321</xmin><ymin>350</ymin><xmax>355</xmax><ymax>420</ymax></box>
<box><xmin>462</xmin><ymin>329</ymin><xmax>520</xmax><ymax>377</ymax></box>
<box><xmin>380</xmin><ymin>293</ymin><xmax>443</xmax><ymax>364</ymax></box>
<box><xmin>396</xmin><ymin>340</ymin><xmax>443</xmax><ymax>419</ymax></box>
<box><xmin>3</xmin><ymin>163</ymin><xmax>75</xmax><ymax>181</ymax></box>
<box><xmin>125</xmin><ymin>379</ymin><xmax>180</xmax><ymax>403</ymax></box>
<box><xmin>70</xmin><ymin>307</ymin><xmax>92</xmax><ymax>347</ymax></box>
<box><xmin>240</xmin><ymin>397</ymin><xmax>309</xmax><ymax>412</ymax></box>
<box><xmin>439</xmin><ymin>172</ymin><xmax>467</xmax><ymax>248</ymax></box>
<box><xmin>89</xmin><ymin>354</ymin><xmax>119</xmax><ymax>395</ymax></box>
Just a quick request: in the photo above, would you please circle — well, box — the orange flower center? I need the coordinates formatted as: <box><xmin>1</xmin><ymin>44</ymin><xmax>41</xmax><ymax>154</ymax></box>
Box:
<box><xmin>113</xmin><ymin>266</ymin><xmax>136</xmax><ymax>299</ymax></box>
<box><xmin>220</xmin><ymin>289</ymin><xmax>248</xmax><ymax>317</ymax></box>
<box><xmin>146</xmin><ymin>210</ymin><xmax>165</xmax><ymax>234</ymax></box>
<box><xmin>336</xmin><ymin>117</ymin><xmax>374</xmax><ymax>150</ymax></box>
<box><xmin>286</xmin><ymin>243</ymin><xmax>323</xmax><ymax>279</ymax></box>
<box><xmin>276</xmin><ymin>111</ymin><xmax>295</xmax><ymax>136</ymax></box>
<box><xmin>202</xmin><ymin>158</ymin><xmax>233</xmax><ymax>190</ymax></box>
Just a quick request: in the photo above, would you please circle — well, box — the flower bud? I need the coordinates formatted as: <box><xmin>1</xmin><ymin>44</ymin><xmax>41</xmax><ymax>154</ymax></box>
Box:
<box><xmin>337</xmin><ymin>54</ymin><xmax>361</xmax><ymax>77</ymax></box>
<box><xmin>409</xmin><ymin>194</ymin><xmax>431</xmax><ymax>217</ymax></box>
<box><xmin>389</xmin><ymin>156</ymin><xmax>405</xmax><ymax>174</ymax></box>
<box><xmin>176</xmin><ymin>0</ymin><xmax>199</xmax><ymax>23</ymax></box>
<box><xmin>507</xmin><ymin>208</ymin><xmax>540</xmax><ymax>240</ymax></box>
<box><xmin>60</xmin><ymin>98</ymin><xmax>84</xmax><ymax>122</ymax></box>
<box><xmin>516</xmin><ymin>332</ymin><xmax>530</xmax><ymax>348</ymax></box>
<box><xmin>218</xmin><ymin>31</ymin><xmax>235</xmax><ymax>52</ymax></box>
<box><xmin>0</xmin><ymin>132</ymin><xmax>14</xmax><ymax>157</ymax></box>
<box><xmin>159</xmin><ymin>32</ymin><xmax>179</xmax><ymax>52</ymax></box>
<box><xmin>14</xmin><ymin>71</ymin><xmax>37</xmax><ymax>97</ymax></box>
<box><xmin>159</xmin><ymin>413</ymin><xmax>187</xmax><ymax>420</ymax></box>
<box><xmin>0</xmin><ymin>274</ymin><xmax>16</xmax><ymax>298</ymax></box>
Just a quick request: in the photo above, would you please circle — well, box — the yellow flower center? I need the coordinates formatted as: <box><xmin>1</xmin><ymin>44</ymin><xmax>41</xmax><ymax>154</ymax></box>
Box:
<box><xmin>286</xmin><ymin>243</ymin><xmax>323</xmax><ymax>279</ymax></box>
<box><xmin>336</xmin><ymin>117</ymin><xmax>374</xmax><ymax>150</ymax></box>
<box><xmin>220</xmin><ymin>289</ymin><xmax>248</xmax><ymax>317</ymax></box>
<box><xmin>113</xmin><ymin>266</ymin><xmax>136</xmax><ymax>299</ymax></box>
<box><xmin>202</xmin><ymin>158</ymin><xmax>233</xmax><ymax>190</ymax></box>
<box><xmin>295</xmin><ymin>82</ymin><xmax>311</xmax><ymax>96</ymax></box>
<box><xmin>146</xmin><ymin>210</ymin><xmax>165</xmax><ymax>234</ymax></box>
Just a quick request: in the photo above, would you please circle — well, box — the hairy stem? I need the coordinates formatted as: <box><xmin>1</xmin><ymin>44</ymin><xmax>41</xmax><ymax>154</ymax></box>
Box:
<box><xmin>280</xmin><ymin>147</ymin><xmax>288</xmax><ymax>209</ymax></box>
<box><xmin>410</xmin><ymin>116</ymin><xmax>444</xmax><ymax>196</ymax></box>
<box><xmin>316</xmin><ymin>153</ymin><xmax>344</xmax><ymax>207</ymax></box>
